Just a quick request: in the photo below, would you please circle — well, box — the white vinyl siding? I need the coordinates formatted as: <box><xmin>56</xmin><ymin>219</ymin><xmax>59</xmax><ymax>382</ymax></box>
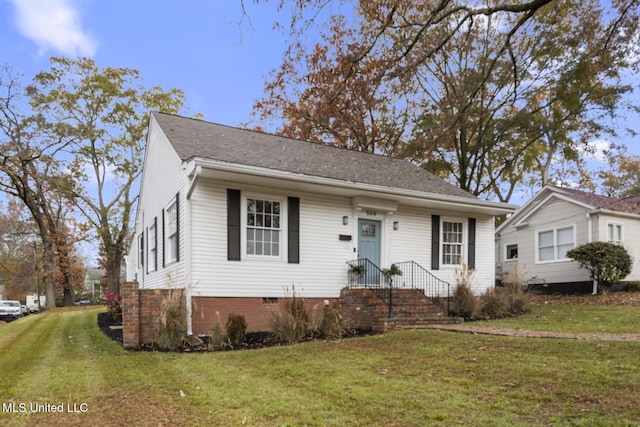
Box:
<box><xmin>536</xmin><ymin>225</ymin><xmax>575</xmax><ymax>263</ymax></box>
<box><xmin>189</xmin><ymin>180</ymin><xmax>498</xmax><ymax>298</ymax></box>
<box><xmin>126</xmin><ymin>115</ymin><xmax>186</xmax><ymax>287</ymax></box>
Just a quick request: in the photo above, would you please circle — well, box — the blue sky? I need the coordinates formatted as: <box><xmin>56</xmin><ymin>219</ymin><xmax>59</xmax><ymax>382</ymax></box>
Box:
<box><xmin>1</xmin><ymin>0</ymin><xmax>287</xmax><ymax>127</ymax></box>
<box><xmin>1</xmin><ymin>0</ymin><xmax>638</xmax><ymax>151</ymax></box>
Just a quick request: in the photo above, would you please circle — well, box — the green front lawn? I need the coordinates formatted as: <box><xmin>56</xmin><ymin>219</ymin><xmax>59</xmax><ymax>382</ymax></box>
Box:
<box><xmin>0</xmin><ymin>304</ymin><xmax>638</xmax><ymax>426</ymax></box>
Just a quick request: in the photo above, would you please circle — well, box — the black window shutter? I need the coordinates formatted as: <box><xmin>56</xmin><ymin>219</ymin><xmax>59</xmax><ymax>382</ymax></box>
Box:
<box><xmin>146</xmin><ymin>230</ymin><xmax>149</xmax><ymax>274</ymax></box>
<box><xmin>288</xmin><ymin>197</ymin><xmax>300</xmax><ymax>264</ymax></box>
<box><xmin>162</xmin><ymin>209</ymin><xmax>166</xmax><ymax>268</ymax></box>
<box><xmin>431</xmin><ymin>215</ymin><xmax>440</xmax><ymax>270</ymax></box>
<box><xmin>468</xmin><ymin>218</ymin><xmax>476</xmax><ymax>269</ymax></box>
<box><xmin>175</xmin><ymin>192</ymin><xmax>180</xmax><ymax>262</ymax></box>
<box><xmin>140</xmin><ymin>232</ymin><xmax>144</xmax><ymax>267</ymax></box>
<box><xmin>154</xmin><ymin>216</ymin><xmax>158</xmax><ymax>271</ymax></box>
<box><xmin>227</xmin><ymin>189</ymin><xmax>241</xmax><ymax>261</ymax></box>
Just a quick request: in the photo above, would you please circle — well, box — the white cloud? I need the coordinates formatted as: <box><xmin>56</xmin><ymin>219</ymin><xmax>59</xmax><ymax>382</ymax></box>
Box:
<box><xmin>8</xmin><ymin>0</ymin><xmax>96</xmax><ymax>57</ymax></box>
<box><xmin>580</xmin><ymin>139</ymin><xmax>612</xmax><ymax>163</ymax></box>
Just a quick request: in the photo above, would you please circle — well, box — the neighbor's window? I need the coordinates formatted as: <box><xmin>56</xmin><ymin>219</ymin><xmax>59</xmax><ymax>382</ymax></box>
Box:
<box><xmin>166</xmin><ymin>202</ymin><xmax>178</xmax><ymax>262</ymax></box>
<box><xmin>537</xmin><ymin>226</ymin><xmax>574</xmax><ymax>263</ymax></box>
<box><xmin>607</xmin><ymin>223</ymin><xmax>623</xmax><ymax>245</ymax></box>
<box><xmin>505</xmin><ymin>244</ymin><xmax>518</xmax><ymax>260</ymax></box>
<box><xmin>246</xmin><ymin>198</ymin><xmax>281</xmax><ymax>256</ymax></box>
<box><xmin>442</xmin><ymin>220</ymin><xmax>464</xmax><ymax>265</ymax></box>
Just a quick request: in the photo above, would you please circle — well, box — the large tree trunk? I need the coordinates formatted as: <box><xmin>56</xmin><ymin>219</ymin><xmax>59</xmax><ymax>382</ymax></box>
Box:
<box><xmin>40</xmin><ymin>236</ymin><xmax>57</xmax><ymax>310</ymax></box>
<box><xmin>105</xmin><ymin>246</ymin><xmax>123</xmax><ymax>295</ymax></box>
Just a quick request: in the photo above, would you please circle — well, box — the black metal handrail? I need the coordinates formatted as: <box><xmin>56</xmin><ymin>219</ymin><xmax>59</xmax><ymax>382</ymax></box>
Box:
<box><xmin>393</xmin><ymin>261</ymin><xmax>451</xmax><ymax>315</ymax></box>
<box><xmin>346</xmin><ymin>258</ymin><xmax>393</xmax><ymax>317</ymax></box>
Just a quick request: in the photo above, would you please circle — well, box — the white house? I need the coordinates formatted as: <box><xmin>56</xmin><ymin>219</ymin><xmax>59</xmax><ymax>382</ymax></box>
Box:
<box><xmin>496</xmin><ymin>185</ymin><xmax>640</xmax><ymax>294</ymax></box>
<box><xmin>126</xmin><ymin>112</ymin><xmax>515</xmax><ymax>334</ymax></box>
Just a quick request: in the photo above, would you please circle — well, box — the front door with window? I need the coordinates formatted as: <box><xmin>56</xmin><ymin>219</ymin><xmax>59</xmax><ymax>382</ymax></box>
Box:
<box><xmin>358</xmin><ymin>219</ymin><xmax>381</xmax><ymax>284</ymax></box>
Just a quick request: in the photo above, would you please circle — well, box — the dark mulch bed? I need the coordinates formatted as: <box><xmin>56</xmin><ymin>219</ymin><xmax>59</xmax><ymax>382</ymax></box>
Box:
<box><xmin>97</xmin><ymin>312</ymin><xmax>123</xmax><ymax>346</ymax></box>
<box><xmin>97</xmin><ymin>312</ymin><xmax>374</xmax><ymax>352</ymax></box>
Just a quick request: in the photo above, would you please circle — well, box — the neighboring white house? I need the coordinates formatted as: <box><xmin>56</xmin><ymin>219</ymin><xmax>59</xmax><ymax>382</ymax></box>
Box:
<box><xmin>496</xmin><ymin>185</ymin><xmax>640</xmax><ymax>294</ymax></box>
<box><xmin>126</xmin><ymin>112</ymin><xmax>515</xmax><ymax>334</ymax></box>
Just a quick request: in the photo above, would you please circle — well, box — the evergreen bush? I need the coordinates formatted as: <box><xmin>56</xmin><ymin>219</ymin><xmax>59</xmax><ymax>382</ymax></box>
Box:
<box><xmin>567</xmin><ymin>242</ymin><xmax>632</xmax><ymax>294</ymax></box>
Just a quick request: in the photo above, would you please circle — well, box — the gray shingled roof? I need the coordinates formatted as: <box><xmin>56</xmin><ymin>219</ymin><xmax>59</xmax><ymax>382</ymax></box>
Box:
<box><xmin>152</xmin><ymin>112</ymin><xmax>475</xmax><ymax>199</ymax></box>
<box><xmin>551</xmin><ymin>185</ymin><xmax>640</xmax><ymax>215</ymax></box>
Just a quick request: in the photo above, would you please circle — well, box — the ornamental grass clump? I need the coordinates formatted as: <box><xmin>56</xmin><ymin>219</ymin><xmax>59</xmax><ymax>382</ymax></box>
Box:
<box><xmin>479</xmin><ymin>287</ymin><xmax>508</xmax><ymax>319</ymax></box>
<box><xmin>155</xmin><ymin>288</ymin><xmax>187</xmax><ymax>351</ymax></box>
<box><xmin>503</xmin><ymin>281</ymin><xmax>531</xmax><ymax>316</ymax></box>
<box><xmin>269</xmin><ymin>287</ymin><xmax>311</xmax><ymax>343</ymax></box>
<box><xmin>318</xmin><ymin>300</ymin><xmax>344</xmax><ymax>339</ymax></box>
<box><xmin>478</xmin><ymin>282</ymin><xmax>531</xmax><ymax>319</ymax></box>
<box><xmin>209</xmin><ymin>312</ymin><xmax>224</xmax><ymax>349</ymax></box>
<box><xmin>450</xmin><ymin>264</ymin><xmax>479</xmax><ymax>319</ymax></box>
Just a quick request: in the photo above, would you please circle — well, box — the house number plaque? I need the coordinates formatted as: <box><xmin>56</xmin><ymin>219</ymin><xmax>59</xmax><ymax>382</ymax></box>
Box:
<box><xmin>366</xmin><ymin>210</ymin><xmax>377</xmax><ymax>216</ymax></box>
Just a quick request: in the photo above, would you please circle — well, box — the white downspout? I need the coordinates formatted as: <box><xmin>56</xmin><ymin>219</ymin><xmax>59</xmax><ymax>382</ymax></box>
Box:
<box><xmin>586</xmin><ymin>211</ymin><xmax>597</xmax><ymax>294</ymax></box>
<box><xmin>185</xmin><ymin>165</ymin><xmax>201</xmax><ymax>336</ymax></box>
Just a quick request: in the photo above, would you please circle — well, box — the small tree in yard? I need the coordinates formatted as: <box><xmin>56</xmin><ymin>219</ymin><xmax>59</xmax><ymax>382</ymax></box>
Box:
<box><xmin>567</xmin><ymin>242</ymin><xmax>632</xmax><ymax>294</ymax></box>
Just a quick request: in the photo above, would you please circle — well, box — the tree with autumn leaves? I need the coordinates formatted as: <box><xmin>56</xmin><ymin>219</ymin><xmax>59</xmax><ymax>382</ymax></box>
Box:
<box><xmin>0</xmin><ymin>59</ymin><xmax>187</xmax><ymax>306</ymax></box>
<box><xmin>252</xmin><ymin>0</ymin><xmax>640</xmax><ymax>201</ymax></box>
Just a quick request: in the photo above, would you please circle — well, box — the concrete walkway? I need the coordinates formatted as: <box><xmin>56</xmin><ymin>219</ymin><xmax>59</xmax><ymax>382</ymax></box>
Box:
<box><xmin>426</xmin><ymin>324</ymin><xmax>640</xmax><ymax>341</ymax></box>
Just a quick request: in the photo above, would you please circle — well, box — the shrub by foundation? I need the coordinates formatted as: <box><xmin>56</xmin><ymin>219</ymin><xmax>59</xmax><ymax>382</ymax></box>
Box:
<box><xmin>479</xmin><ymin>287</ymin><xmax>508</xmax><ymax>319</ymax></box>
<box><xmin>623</xmin><ymin>281</ymin><xmax>640</xmax><ymax>292</ymax></box>
<box><xmin>226</xmin><ymin>313</ymin><xmax>248</xmax><ymax>345</ymax></box>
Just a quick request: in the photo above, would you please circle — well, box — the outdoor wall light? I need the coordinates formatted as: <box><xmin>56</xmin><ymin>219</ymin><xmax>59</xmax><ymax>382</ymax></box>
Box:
<box><xmin>343</xmin><ymin>216</ymin><xmax>349</xmax><ymax>225</ymax></box>
<box><xmin>393</xmin><ymin>221</ymin><xmax>399</xmax><ymax>230</ymax></box>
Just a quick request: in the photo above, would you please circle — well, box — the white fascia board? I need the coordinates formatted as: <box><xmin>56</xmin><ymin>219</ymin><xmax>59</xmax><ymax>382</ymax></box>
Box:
<box><xmin>190</xmin><ymin>158</ymin><xmax>516</xmax><ymax>216</ymax></box>
<box><xmin>588</xmin><ymin>208</ymin><xmax>640</xmax><ymax>221</ymax></box>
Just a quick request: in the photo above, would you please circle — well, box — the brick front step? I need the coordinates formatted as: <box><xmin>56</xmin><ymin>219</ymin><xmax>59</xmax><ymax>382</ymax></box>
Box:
<box><xmin>341</xmin><ymin>287</ymin><xmax>458</xmax><ymax>333</ymax></box>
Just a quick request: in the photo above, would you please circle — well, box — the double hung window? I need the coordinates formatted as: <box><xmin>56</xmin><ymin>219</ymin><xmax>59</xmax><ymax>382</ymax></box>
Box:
<box><xmin>607</xmin><ymin>223</ymin><xmax>623</xmax><ymax>245</ymax></box>
<box><xmin>166</xmin><ymin>202</ymin><xmax>178</xmax><ymax>263</ymax></box>
<box><xmin>246</xmin><ymin>198</ymin><xmax>281</xmax><ymax>257</ymax></box>
<box><xmin>442</xmin><ymin>220</ymin><xmax>464</xmax><ymax>265</ymax></box>
<box><xmin>537</xmin><ymin>226</ymin><xmax>574</xmax><ymax>263</ymax></box>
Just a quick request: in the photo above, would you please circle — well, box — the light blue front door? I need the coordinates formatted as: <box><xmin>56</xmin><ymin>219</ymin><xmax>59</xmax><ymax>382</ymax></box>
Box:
<box><xmin>358</xmin><ymin>218</ymin><xmax>381</xmax><ymax>267</ymax></box>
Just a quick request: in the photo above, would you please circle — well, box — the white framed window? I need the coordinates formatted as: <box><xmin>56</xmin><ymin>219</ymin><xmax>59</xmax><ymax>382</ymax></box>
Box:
<box><xmin>505</xmin><ymin>244</ymin><xmax>518</xmax><ymax>261</ymax></box>
<box><xmin>245</xmin><ymin>197</ymin><xmax>282</xmax><ymax>258</ymax></box>
<box><xmin>536</xmin><ymin>225</ymin><xmax>575</xmax><ymax>263</ymax></box>
<box><xmin>607</xmin><ymin>222</ymin><xmax>623</xmax><ymax>245</ymax></box>
<box><xmin>441</xmin><ymin>219</ymin><xmax>464</xmax><ymax>266</ymax></box>
<box><xmin>166</xmin><ymin>202</ymin><xmax>178</xmax><ymax>263</ymax></box>
<box><xmin>148</xmin><ymin>222</ymin><xmax>157</xmax><ymax>272</ymax></box>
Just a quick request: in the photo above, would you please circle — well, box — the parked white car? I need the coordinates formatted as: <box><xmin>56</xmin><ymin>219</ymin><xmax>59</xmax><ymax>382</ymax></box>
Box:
<box><xmin>0</xmin><ymin>300</ymin><xmax>22</xmax><ymax>322</ymax></box>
